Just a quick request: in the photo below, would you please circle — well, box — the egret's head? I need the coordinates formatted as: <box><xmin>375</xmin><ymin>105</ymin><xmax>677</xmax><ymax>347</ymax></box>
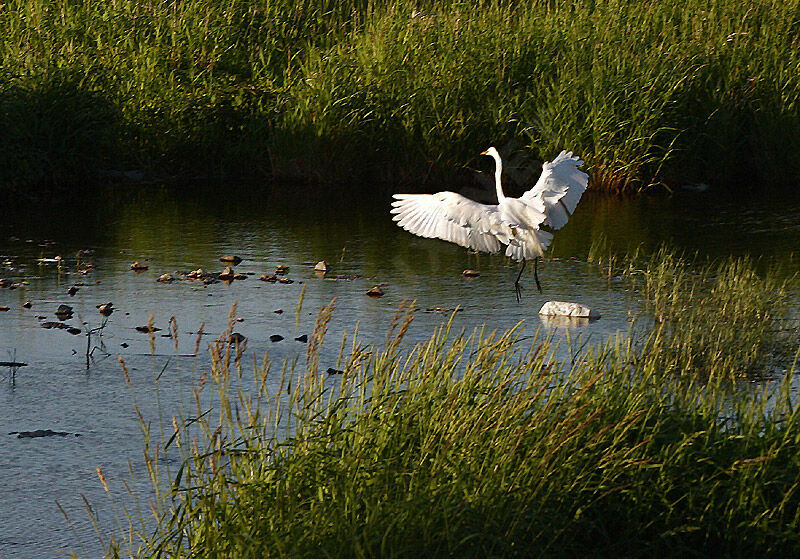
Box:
<box><xmin>481</xmin><ymin>147</ymin><xmax>499</xmax><ymax>158</ymax></box>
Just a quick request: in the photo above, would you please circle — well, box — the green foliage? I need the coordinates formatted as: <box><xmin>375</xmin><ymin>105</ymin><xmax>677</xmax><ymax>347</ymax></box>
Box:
<box><xmin>2</xmin><ymin>0</ymin><xmax>799</xmax><ymax>192</ymax></box>
<box><xmin>106</xmin><ymin>255</ymin><xmax>800</xmax><ymax>558</ymax></box>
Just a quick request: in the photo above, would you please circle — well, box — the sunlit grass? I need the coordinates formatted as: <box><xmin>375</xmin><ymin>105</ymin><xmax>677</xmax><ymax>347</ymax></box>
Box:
<box><xmin>94</xmin><ymin>250</ymin><xmax>800</xmax><ymax>558</ymax></box>
<box><xmin>2</xmin><ymin>0</ymin><xmax>800</xmax><ymax>192</ymax></box>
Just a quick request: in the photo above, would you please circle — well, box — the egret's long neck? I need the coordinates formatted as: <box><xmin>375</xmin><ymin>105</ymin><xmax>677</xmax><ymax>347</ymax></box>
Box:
<box><xmin>493</xmin><ymin>153</ymin><xmax>505</xmax><ymax>202</ymax></box>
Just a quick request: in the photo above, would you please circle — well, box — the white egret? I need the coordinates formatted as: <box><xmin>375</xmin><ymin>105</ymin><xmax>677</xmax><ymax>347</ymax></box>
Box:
<box><xmin>391</xmin><ymin>147</ymin><xmax>588</xmax><ymax>300</ymax></box>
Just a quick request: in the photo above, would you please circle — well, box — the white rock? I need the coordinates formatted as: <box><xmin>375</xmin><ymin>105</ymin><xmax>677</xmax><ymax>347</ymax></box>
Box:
<box><xmin>538</xmin><ymin>301</ymin><xmax>599</xmax><ymax>319</ymax></box>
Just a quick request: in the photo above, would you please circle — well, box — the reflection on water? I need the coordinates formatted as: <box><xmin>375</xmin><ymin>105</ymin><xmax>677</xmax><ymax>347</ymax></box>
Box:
<box><xmin>1</xmin><ymin>184</ymin><xmax>799</xmax><ymax>557</ymax></box>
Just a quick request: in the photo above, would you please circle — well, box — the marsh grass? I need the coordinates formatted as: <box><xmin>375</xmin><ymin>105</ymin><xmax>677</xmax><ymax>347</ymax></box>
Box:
<box><xmin>590</xmin><ymin>240</ymin><xmax>798</xmax><ymax>381</ymax></box>
<box><xmin>2</xmin><ymin>0</ymin><xmax>800</xmax><ymax>193</ymax></box>
<box><xmin>96</xmin><ymin>251</ymin><xmax>800</xmax><ymax>558</ymax></box>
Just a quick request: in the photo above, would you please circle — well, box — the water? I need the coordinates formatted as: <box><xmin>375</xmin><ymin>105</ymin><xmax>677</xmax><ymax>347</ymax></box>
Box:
<box><xmin>1</xmin><ymin>185</ymin><xmax>799</xmax><ymax>557</ymax></box>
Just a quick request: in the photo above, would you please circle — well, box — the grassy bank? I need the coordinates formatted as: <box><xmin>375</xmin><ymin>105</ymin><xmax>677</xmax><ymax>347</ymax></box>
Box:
<box><xmin>2</xmin><ymin>0</ymin><xmax>800</xmax><ymax>195</ymax></box>
<box><xmin>98</xmin><ymin>253</ymin><xmax>800</xmax><ymax>558</ymax></box>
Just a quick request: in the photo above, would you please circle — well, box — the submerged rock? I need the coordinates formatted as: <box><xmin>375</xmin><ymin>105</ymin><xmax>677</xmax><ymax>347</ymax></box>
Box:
<box><xmin>130</xmin><ymin>261</ymin><xmax>149</xmax><ymax>271</ymax></box>
<box><xmin>220</xmin><ymin>255</ymin><xmax>243</xmax><ymax>265</ymax></box>
<box><xmin>366</xmin><ymin>286</ymin><xmax>384</xmax><ymax>298</ymax></box>
<box><xmin>270</xmin><ymin>334</ymin><xmax>284</xmax><ymax>342</ymax></box>
<box><xmin>67</xmin><ymin>285</ymin><xmax>79</xmax><ymax>296</ymax></box>
<box><xmin>157</xmin><ymin>273</ymin><xmax>175</xmax><ymax>283</ymax></box>
<box><xmin>0</xmin><ymin>278</ymin><xmax>13</xmax><ymax>288</ymax></box>
<box><xmin>260</xmin><ymin>274</ymin><xmax>278</xmax><ymax>283</ymax></box>
<box><xmin>275</xmin><ymin>264</ymin><xmax>289</xmax><ymax>275</ymax></box>
<box><xmin>135</xmin><ymin>325</ymin><xmax>161</xmax><ymax>333</ymax></box>
<box><xmin>0</xmin><ymin>305</ymin><xmax>9</xmax><ymax>312</ymax></box>
<box><xmin>295</xmin><ymin>334</ymin><xmax>308</xmax><ymax>343</ymax></box>
<box><xmin>326</xmin><ymin>367</ymin><xmax>344</xmax><ymax>375</ymax></box>
<box><xmin>218</xmin><ymin>266</ymin><xmax>235</xmax><ymax>281</ymax></box>
<box><xmin>12</xmin><ymin>429</ymin><xmax>77</xmax><ymax>438</ymax></box>
<box><xmin>97</xmin><ymin>302</ymin><xmax>114</xmax><ymax>316</ymax></box>
<box><xmin>462</xmin><ymin>269</ymin><xmax>480</xmax><ymax>277</ymax></box>
<box><xmin>229</xmin><ymin>332</ymin><xmax>247</xmax><ymax>345</ymax></box>
<box><xmin>55</xmin><ymin>304</ymin><xmax>73</xmax><ymax>320</ymax></box>
<box><xmin>23</xmin><ymin>301</ymin><xmax>32</xmax><ymax>309</ymax></box>
<box><xmin>538</xmin><ymin>301</ymin><xmax>600</xmax><ymax>319</ymax></box>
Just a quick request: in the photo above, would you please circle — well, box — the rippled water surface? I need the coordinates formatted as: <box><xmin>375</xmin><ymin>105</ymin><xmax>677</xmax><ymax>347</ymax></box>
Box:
<box><xmin>1</xmin><ymin>185</ymin><xmax>799</xmax><ymax>557</ymax></box>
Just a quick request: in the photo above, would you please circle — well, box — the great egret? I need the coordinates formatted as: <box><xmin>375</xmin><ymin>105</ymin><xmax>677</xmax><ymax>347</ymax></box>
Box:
<box><xmin>391</xmin><ymin>147</ymin><xmax>588</xmax><ymax>299</ymax></box>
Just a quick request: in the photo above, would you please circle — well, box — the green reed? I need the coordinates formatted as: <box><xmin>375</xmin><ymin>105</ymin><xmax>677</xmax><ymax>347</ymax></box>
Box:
<box><xmin>2</xmin><ymin>0</ymin><xmax>800</xmax><ymax>193</ymax></box>
<box><xmin>98</xmin><ymin>251</ymin><xmax>800</xmax><ymax>558</ymax></box>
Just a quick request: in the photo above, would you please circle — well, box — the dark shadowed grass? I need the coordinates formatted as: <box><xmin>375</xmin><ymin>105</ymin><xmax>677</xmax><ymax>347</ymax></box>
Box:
<box><xmin>2</xmin><ymin>0</ymin><xmax>800</xmax><ymax>194</ymax></box>
<box><xmin>96</xmin><ymin>252</ymin><xmax>800</xmax><ymax>558</ymax></box>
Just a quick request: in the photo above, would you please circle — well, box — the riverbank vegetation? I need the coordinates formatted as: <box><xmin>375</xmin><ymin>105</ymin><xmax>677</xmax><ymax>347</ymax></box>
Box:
<box><xmin>100</xmin><ymin>251</ymin><xmax>800</xmax><ymax>558</ymax></box>
<box><xmin>2</xmin><ymin>0</ymin><xmax>800</xmax><ymax>195</ymax></box>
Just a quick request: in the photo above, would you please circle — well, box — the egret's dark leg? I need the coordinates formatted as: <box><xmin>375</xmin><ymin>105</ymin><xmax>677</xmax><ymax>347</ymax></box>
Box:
<box><xmin>534</xmin><ymin>257</ymin><xmax>542</xmax><ymax>293</ymax></box>
<box><xmin>514</xmin><ymin>259</ymin><xmax>526</xmax><ymax>303</ymax></box>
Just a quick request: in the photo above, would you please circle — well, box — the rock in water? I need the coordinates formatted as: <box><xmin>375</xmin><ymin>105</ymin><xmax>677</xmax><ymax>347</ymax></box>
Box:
<box><xmin>538</xmin><ymin>301</ymin><xmax>599</xmax><ymax>319</ymax></box>
<box><xmin>314</xmin><ymin>261</ymin><xmax>330</xmax><ymax>273</ymax></box>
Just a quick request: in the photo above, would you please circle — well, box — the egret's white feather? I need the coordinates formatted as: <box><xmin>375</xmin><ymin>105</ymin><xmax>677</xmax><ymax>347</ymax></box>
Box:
<box><xmin>391</xmin><ymin>147</ymin><xmax>587</xmax><ymax>264</ymax></box>
<box><xmin>520</xmin><ymin>150</ymin><xmax>588</xmax><ymax>230</ymax></box>
<box><xmin>391</xmin><ymin>192</ymin><xmax>509</xmax><ymax>253</ymax></box>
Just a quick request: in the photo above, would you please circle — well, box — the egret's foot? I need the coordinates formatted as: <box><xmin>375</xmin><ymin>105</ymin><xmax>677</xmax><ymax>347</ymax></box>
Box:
<box><xmin>514</xmin><ymin>281</ymin><xmax>523</xmax><ymax>303</ymax></box>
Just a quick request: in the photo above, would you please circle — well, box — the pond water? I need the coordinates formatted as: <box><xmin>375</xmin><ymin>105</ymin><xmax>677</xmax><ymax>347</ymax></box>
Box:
<box><xmin>1</xmin><ymin>184</ymin><xmax>799</xmax><ymax>557</ymax></box>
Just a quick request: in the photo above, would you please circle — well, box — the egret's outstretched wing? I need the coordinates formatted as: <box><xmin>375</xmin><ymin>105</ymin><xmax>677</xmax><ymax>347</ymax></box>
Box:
<box><xmin>391</xmin><ymin>192</ymin><xmax>510</xmax><ymax>254</ymax></box>
<box><xmin>520</xmin><ymin>150</ymin><xmax>588</xmax><ymax>230</ymax></box>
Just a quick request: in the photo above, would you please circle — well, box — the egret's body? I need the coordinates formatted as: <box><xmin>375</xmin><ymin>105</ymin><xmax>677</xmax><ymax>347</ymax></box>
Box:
<box><xmin>391</xmin><ymin>147</ymin><xmax>588</xmax><ymax>297</ymax></box>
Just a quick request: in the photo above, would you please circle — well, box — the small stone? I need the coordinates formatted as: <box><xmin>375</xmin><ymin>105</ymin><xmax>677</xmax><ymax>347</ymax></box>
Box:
<box><xmin>14</xmin><ymin>429</ymin><xmax>71</xmax><ymax>439</ymax></box>
<box><xmin>120</xmin><ymin>343</ymin><xmax>129</xmax><ymax>348</ymax></box>
<box><xmin>229</xmin><ymin>332</ymin><xmax>247</xmax><ymax>345</ymax></box>
<box><xmin>220</xmin><ymin>255</ymin><xmax>242</xmax><ymax>265</ymax></box>
<box><xmin>0</xmin><ymin>278</ymin><xmax>12</xmax><ymax>288</ymax></box>
<box><xmin>326</xmin><ymin>367</ymin><xmax>344</xmax><ymax>375</ymax></box>
<box><xmin>218</xmin><ymin>266</ymin><xmax>234</xmax><ymax>281</ymax></box>
<box><xmin>274</xmin><ymin>309</ymin><xmax>284</xmax><ymax>314</ymax></box>
<box><xmin>157</xmin><ymin>273</ymin><xmax>175</xmax><ymax>283</ymax></box>
<box><xmin>366</xmin><ymin>286</ymin><xmax>384</xmax><ymax>298</ymax></box>
<box><xmin>0</xmin><ymin>306</ymin><xmax>9</xmax><ymax>312</ymax></box>
<box><xmin>22</xmin><ymin>301</ymin><xmax>32</xmax><ymax>309</ymax></box>
<box><xmin>135</xmin><ymin>325</ymin><xmax>161</xmax><ymax>333</ymax></box>
<box><xmin>130</xmin><ymin>261</ymin><xmax>148</xmax><ymax>271</ymax></box>
<box><xmin>66</xmin><ymin>327</ymin><xmax>82</xmax><ymax>335</ymax></box>
<box><xmin>277</xmin><ymin>277</ymin><xmax>293</xmax><ymax>284</ymax></box>
<box><xmin>295</xmin><ymin>334</ymin><xmax>308</xmax><ymax>343</ymax></box>
<box><xmin>260</xmin><ymin>274</ymin><xmax>277</xmax><ymax>282</ymax></box>
<box><xmin>269</xmin><ymin>334</ymin><xmax>284</xmax><ymax>342</ymax></box>
<box><xmin>275</xmin><ymin>264</ymin><xmax>289</xmax><ymax>275</ymax></box>
<box><xmin>233</xmin><ymin>274</ymin><xmax>248</xmax><ymax>280</ymax></box>
<box><xmin>67</xmin><ymin>286</ymin><xmax>79</xmax><ymax>296</ymax></box>
<box><xmin>314</xmin><ymin>261</ymin><xmax>330</xmax><ymax>273</ymax></box>
<box><xmin>97</xmin><ymin>303</ymin><xmax>114</xmax><ymax>316</ymax></box>
<box><xmin>55</xmin><ymin>304</ymin><xmax>73</xmax><ymax>320</ymax></box>
<box><xmin>462</xmin><ymin>269</ymin><xmax>480</xmax><ymax>278</ymax></box>
<box><xmin>538</xmin><ymin>301</ymin><xmax>600</xmax><ymax>319</ymax></box>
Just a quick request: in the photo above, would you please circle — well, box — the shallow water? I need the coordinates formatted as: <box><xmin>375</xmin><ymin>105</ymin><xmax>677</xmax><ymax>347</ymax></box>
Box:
<box><xmin>1</xmin><ymin>184</ymin><xmax>799</xmax><ymax>557</ymax></box>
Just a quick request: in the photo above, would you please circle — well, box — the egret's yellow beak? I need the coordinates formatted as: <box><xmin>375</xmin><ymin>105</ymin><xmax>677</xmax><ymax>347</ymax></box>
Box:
<box><xmin>480</xmin><ymin>150</ymin><xmax>488</xmax><ymax>155</ymax></box>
